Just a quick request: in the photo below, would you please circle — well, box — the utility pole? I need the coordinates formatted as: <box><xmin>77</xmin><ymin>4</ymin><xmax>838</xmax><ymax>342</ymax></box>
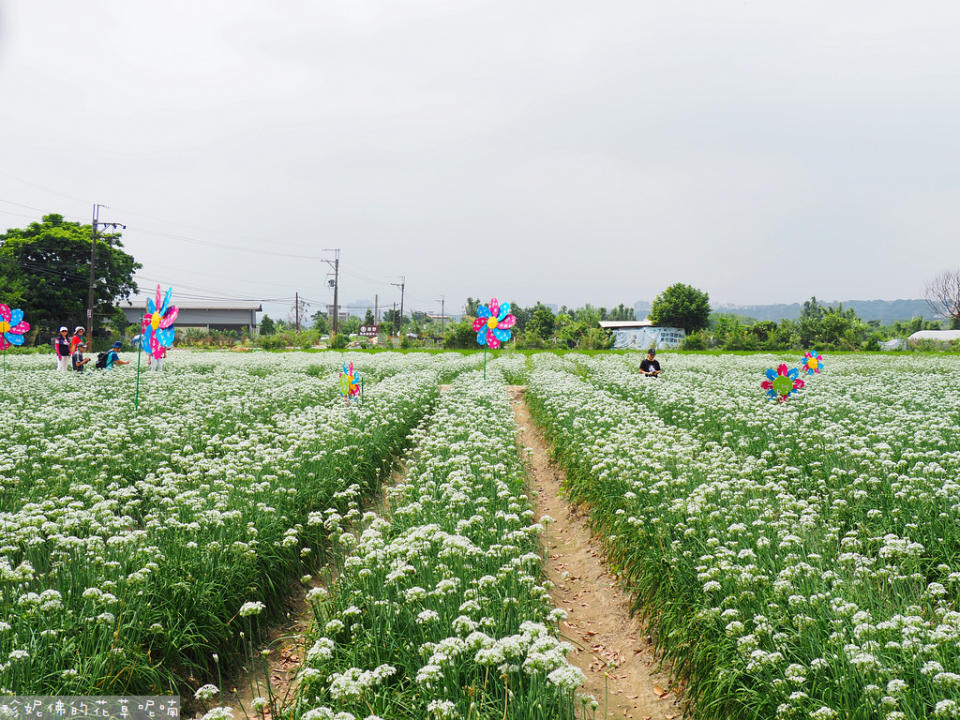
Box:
<box><xmin>322</xmin><ymin>248</ymin><xmax>340</xmax><ymax>336</ymax></box>
<box><xmin>374</xmin><ymin>294</ymin><xmax>378</xmax><ymax>326</ymax></box>
<box><xmin>295</xmin><ymin>291</ymin><xmax>300</xmax><ymax>332</ymax></box>
<box><xmin>436</xmin><ymin>295</ymin><xmax>445</xmax><ymax>345</ymax></box>
<box><xmin>87</xmin><ymin>204</ymin><xmax>125</xmax><ymax>345</ymax></box>
<box><xmin>392</xmin><ymin>302</ymin><xmax>397</xmax><ymax>336</ymax></box>
<box><xmin>391</xmin><ymin>275</ymin><xmax>405</xmax><ymax>337</ymax></box>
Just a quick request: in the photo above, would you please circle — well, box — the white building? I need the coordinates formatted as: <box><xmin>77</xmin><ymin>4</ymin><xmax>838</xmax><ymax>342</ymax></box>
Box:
<box><xmin>120</xmin><ymin>299</ymin><xmax>261</xmax><ymax>334</ymax></box>
<box><xmin>598</xmin><ymin>320</ymin><xmax>686</xmax><ymax>350</ymax></box>
<box><xmin>908</xmin><ymin>330</ymin><xmax>960</xmax><ymax>345</ymax></box>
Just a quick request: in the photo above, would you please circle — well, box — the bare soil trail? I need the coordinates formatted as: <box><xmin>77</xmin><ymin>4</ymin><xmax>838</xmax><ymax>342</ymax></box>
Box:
<box><xmin>507</xmin><ymin>386</ymin><xmax>682</xmax><ymax>720</ymax></box>
<box><xmin>223</xmin><ymin>391</ymin><xmax>454</xmax><ymax>717</ymax></box>
<box><xmin>221</xmin><ymin>582</ymin><xmax>312</xmax><ymax>717</ymax></box>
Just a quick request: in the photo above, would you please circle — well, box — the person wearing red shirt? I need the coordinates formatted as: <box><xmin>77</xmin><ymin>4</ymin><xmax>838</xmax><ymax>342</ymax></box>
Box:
<box><xmin>70</xmin><ymin>326</ymin><xmax>86</xmax><ymax>354</ymax></box>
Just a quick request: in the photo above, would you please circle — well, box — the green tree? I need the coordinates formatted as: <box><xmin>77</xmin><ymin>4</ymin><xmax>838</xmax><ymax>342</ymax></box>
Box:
<box><xmin>800</xmin><ymin>296</ymin><xmax>826</xmax><ymax>322</ymax></box>
<box><xmin>0</xmin><ymin>214</ymin><xmax>140</xmax><ymax>339</ymax></box>
<box><xmin>649</xmin><ymin>283</ymin><xmax>710</xmax><ymax>332</ymax></box>
<box><xmin>526</xmin><ymin>303</ymin><xmax>555</xmax><ymax>341</ymax></box>
<box><xmin>797</xmin><ymin>296</ymin><xmax>825</xmax><ymax>346</ymax></box>
<box><xmin>607</xmin><ymin>303</ymin><xmax>636</xmax><ymax>321</ymax></box>
<box><xmin>382</xmin><ymin>309</ymin><xmax>407</xmax><ymax>334</ymax></box>
<box><xmin>511</xmin><ymin>304</ymin><xmax>531</xmax><ymax>334</ymax></box>
<box><xmin>443</xmin><ymin>318</ymin><xmax>477</xmax><ymax>349</ymax></box>
<box><xmin>573</xmin><ymin>304</ymin><xmax>603</xmax><ymax>327</ymax></box>
<box><xmin>310</xmin><ymin>311</ymin><xmax>330</xmax><ymax>334</ymax></box>
<box><xmin>340</xmin><ymin>316</ymin><xmax>360</xmax><ymax>335</ymax></box>
<box><xmin>363</xmin><ymin>309</ymin><xmax>375</xmax><ymax>326</ymax></box>
<box><xmin>260</xmin><ymin>315</ymin><xmax>276</xmax><ymax>335</ymax></box>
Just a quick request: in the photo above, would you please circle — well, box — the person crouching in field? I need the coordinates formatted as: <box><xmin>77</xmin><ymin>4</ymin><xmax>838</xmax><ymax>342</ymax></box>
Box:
<box><xmin>55</xmin><ymin>326</ymin><xmax>71</xmax><ymax>371</ymax></box>
<box><xmin>105</xmin><ymin>341</ymin><xmax>129</xmax><ymax>370</ymax></box>
<box><xmin>71</xmin><ymin>345</ymin><xmax>90</xmax><ymax>372</ymax></box>
<box><xmin>640</xmin><ymin>348</ymin><xmax>661</xmax><ymax>377</ymax></box>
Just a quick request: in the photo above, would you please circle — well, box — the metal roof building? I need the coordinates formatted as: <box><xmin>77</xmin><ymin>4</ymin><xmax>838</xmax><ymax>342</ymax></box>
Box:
<box><xmin>120</xmin><ymin>299</ymin><xmax>262</xmax><ymax>333</ymax></box>
<box><xmin>908</xmin><ymin>329</ymin><xmax>960</xmax><ymax>344</ymax></box>
<box><xmin>598</xmin><ymin>320</ymin><xmax>685</xmax><ymax>350</ymax></box>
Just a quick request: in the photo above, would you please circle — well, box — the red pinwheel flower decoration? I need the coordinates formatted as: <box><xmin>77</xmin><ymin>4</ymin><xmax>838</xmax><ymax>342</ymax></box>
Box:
<box><xmin>142</xmin><ymin>285</ymin><xmax>178</xmax><ymax>359</ymax></box>
<box><xmin>801</xmin><ymin>350</ymin><xmax>824</xmax><ymax>375</ymax></box>
<box><xmin>472</xmin><ymin>298</ymin><xmax>516</xmax><ymax>349</ymax></box>
<box><xmin>761</xmin><ymin>363</ymin><xmax>804</xmax><ymax>403</ymax></box>
<box><xmin>0</xmin><ymin>304</ymin><xmax>30</xmax><ymax>351</ymax></box>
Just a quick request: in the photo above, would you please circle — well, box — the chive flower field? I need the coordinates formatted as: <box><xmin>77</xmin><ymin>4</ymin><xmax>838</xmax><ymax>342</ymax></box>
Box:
<box><xmin>2</xmin><ymin>350</ymin><xmax>960</xmax><ymax>720</ymax></box>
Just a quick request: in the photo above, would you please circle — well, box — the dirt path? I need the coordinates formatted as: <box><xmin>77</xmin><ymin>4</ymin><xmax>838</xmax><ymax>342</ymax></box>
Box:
<box><xmin>223</xmin><ymin>390</ymin><xmax>453</xmax><ymax>718</ymax></box>
<box><xmin>507</xmin><ymin>386</ymin><xmax>682</xmax><ymax>720</ymax></box>
<box><xmin>221</xmin><ymin>582</ymin><xmax>312</xmax><ymax>717</ymax></box>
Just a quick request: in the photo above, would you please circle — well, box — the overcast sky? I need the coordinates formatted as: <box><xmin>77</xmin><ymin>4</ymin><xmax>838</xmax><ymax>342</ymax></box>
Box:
<box><xmin>1</xmin><ymin>1</ymin><xmax>958</xmax><ymax>320</ymax></box>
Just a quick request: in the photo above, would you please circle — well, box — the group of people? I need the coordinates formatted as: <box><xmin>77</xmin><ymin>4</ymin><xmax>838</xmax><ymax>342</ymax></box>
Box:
<box><xmin>54</xmin><ymin>326</ymin><xmax>130</xmax><ymax>372</ymax></box>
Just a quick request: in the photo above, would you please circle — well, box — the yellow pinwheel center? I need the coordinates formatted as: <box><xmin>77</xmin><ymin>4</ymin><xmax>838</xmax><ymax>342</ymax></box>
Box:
<box><xmin>151</xmin><ymin>312</ymin><xmax>162</xmax><ymax>330</ymax></box>
<box><xmin>0</xmin><ymin>321</ymin><xmax>8</xmax><ymax>334</ymax></box>
<box><xmin>486</xmin><ymin>316</ymin><xmax>498</xmax><ymax>329</ymax></box>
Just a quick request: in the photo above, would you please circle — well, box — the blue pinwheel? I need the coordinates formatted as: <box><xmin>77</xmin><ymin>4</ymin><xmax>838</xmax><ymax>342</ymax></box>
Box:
<box><xmin>472</xmin><ymin>298</ymin><xmax>517</xmax><ymax>349</ymax></box>
<box><xmin>761</xmin><ymin>363</ymin><xmax>804</xmax><ymax>403</ymax></box>
<box><xmin>141</xmin><ymin>285</ymin><xmax>178</xmax><ymax>358</ymax></box>
<box><xmin>801</xmin><ymin>350</ymin><xmax>824</xmax><ymax>375</ymax></box>
<box><xmin>0</xmin><ymin>304</ymin><xmax>29</xmax><ymax>350</ymax></box>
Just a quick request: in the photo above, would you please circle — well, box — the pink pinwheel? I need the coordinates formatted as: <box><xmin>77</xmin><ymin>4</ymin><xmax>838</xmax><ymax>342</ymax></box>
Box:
<box><xmin>339</xmin><ymin>362</ymin><xmax>361</xmax><ymax>401</ymax></box>
<box><xmin>472</xmin><ymin>298</ymin><xmax>517</xmax><ymax>349</ymax></box>
<box><xmin>141</xmin><ymin>285</ymin><xmax>178</xmax><ymax>359</ymax></box>
<box><xmin>801</xmin><ymin>350</ymin><xmax>824</xmax><ymax>375</ymax></box>
<box><xmin>0</xmin><ymin>304</ymin><xmax>30</xmax><ymax>350</ymax></box>
<box><xmin>761</xmin><ymin>363</ymin><xmax>804</xmax><ymax>403</ymax></box>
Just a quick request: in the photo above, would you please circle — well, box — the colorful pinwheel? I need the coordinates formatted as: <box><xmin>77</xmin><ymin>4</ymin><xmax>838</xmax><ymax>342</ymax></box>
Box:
<box><xmin>801</xmin><ymin>350</ymin><xmax>824</xmax><ymax>375</ymax></box>
<box><xmin>472</xmin><ymin>298</ymin><xmax>517</xmax><ymax>349</ymax></box>
<box><xmin>0</xmin><ymin>304</ymin><xmax>29</xmax><ymax>351</ymax></box>
<box><xmin>141</xmin><ymin>285</ymin><xmax>179</xmax><ymax>359</ymax></box>
<box><xmin>339</xmin><ymin>362</ymin><xmax>361</xmax><ymax>402</ymax></box>
<box><xmin>762</xmin><ymin>363</ymin><xmax>804</xmax><ymax>403</ymax></box>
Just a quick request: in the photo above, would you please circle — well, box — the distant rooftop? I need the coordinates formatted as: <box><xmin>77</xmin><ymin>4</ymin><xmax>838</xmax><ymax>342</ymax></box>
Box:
<box><xmin>908</xmin><ymin>330</ymin><xmax>960</xmax><ymax>342</ymax></box>
<box><xmin>598</xmin><ymin>319</ymin><xmax>653</xmax><ymax>329</ymax></box>
<box><xmin>120</xmin><ymin>298</ymin><xmax>262</xmax><ymax>311</ymax></box>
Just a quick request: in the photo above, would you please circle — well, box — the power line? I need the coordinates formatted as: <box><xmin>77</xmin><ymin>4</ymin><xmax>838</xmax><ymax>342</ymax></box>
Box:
<box><xmin>0</xmin><ymin>170</ymin><xmax>91</xmax><ymax>207</ymax></box>
<box><xmin>132</xmin><ymin>226</ymin><xmax>328</xmax><ymax>260</ymax></box>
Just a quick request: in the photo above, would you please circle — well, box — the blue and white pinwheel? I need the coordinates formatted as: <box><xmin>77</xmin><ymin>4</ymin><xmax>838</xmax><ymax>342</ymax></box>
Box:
<box><xmin>472</xmin><ymin>298</ymin><xmax>517</xmax><ymax>349</ymax></box>
<box><xmin>0</xmin><ymin>304</ymin><xmax>29</xmax><ymax>350</ymax></box>
<box><xmin>141</xmin><ymin>285</ymin><xmax>178</xmax><ymax>359</ymax></box>
<box><xmin>761</xmin><ymin>363</ymin><xmax>804</xmax><ymax>403</ymax></box>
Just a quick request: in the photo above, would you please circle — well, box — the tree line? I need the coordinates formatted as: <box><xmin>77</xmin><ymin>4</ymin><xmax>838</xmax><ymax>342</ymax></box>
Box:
<box><xmin>3</xmin><ymin>215</ymin><xmax>957</xmax><ymax>352</ymax></box>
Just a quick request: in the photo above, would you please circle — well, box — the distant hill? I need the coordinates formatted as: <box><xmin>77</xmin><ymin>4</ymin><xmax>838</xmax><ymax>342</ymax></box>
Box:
<box><xmin>635</xmin><ymin>298</ymin><xmax>935</xmax><ymax>324</ymax></box>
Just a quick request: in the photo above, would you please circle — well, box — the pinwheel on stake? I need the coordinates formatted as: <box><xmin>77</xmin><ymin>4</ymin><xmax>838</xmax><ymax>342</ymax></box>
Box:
<box><xmin>762</xmin><ymin>363</ymin><xmax>804</xmax><ymax>404</ymax></box>
<box><xmin>472</xmin><ymin>297</ymin><xmax>517</xmax><ymax>378</ymax></box>
<box><xmin>142</xmin><ymin>285</ymin><xmax>179</xmax><ymax>359</ymax></box>
<box><xmin>339</xmin><ymin>362</ymin><xmax>362</xmax><ymax>404</ymax></box>
<box><xmin>801</xmin><ymin>350</ymin><xmax>824</xmax><ymax>376</ymax></box>
<box><xmin>0</xmin><ymin>304</ymin><xmax>30</xmax><ymax>374</ymax></box>
<box><xmin>135</xmin><ymin>285</ymin><xmax>179</xmax><ymax>414</ymax></box>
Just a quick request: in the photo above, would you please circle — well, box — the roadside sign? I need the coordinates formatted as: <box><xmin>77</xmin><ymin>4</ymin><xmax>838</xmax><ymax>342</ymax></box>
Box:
<box><xmin>359</xmin><ymin>324</ymin><xmax>379</xmax><ymax>337</ymax></box>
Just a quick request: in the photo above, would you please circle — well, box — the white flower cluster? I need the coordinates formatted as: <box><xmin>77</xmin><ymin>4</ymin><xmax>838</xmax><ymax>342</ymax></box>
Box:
<box><xmin>0</xmin><ymin>350</ymin><xmax>477</xmax><ymax>692</ymax></box>
<box><xmin>527</xmin><ymin>352</ymin><xmax>960</xmax><ymax>720</ymax></box>
<box><xmin>294</xmin><ymin>366</ymin><xmax>585</xmax><ymax>719</ymax></box>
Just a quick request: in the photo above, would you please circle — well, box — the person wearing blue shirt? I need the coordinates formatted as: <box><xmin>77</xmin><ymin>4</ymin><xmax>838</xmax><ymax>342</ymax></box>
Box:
<box><xmin>105</xmin><ymin>340</ymin><xmax>130</xmax><ymax>370</ymax></box>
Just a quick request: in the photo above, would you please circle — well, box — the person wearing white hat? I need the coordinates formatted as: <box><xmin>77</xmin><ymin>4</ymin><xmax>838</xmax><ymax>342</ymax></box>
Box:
<box><xmin>55</xmin><ymin>327</ymin><xmax>71</xmax><ymax>371</ymax></box>
<box><xmin>70</xmin><ymin>326</ymin><xmax>86</xmax><ymax>356</ymax></box>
